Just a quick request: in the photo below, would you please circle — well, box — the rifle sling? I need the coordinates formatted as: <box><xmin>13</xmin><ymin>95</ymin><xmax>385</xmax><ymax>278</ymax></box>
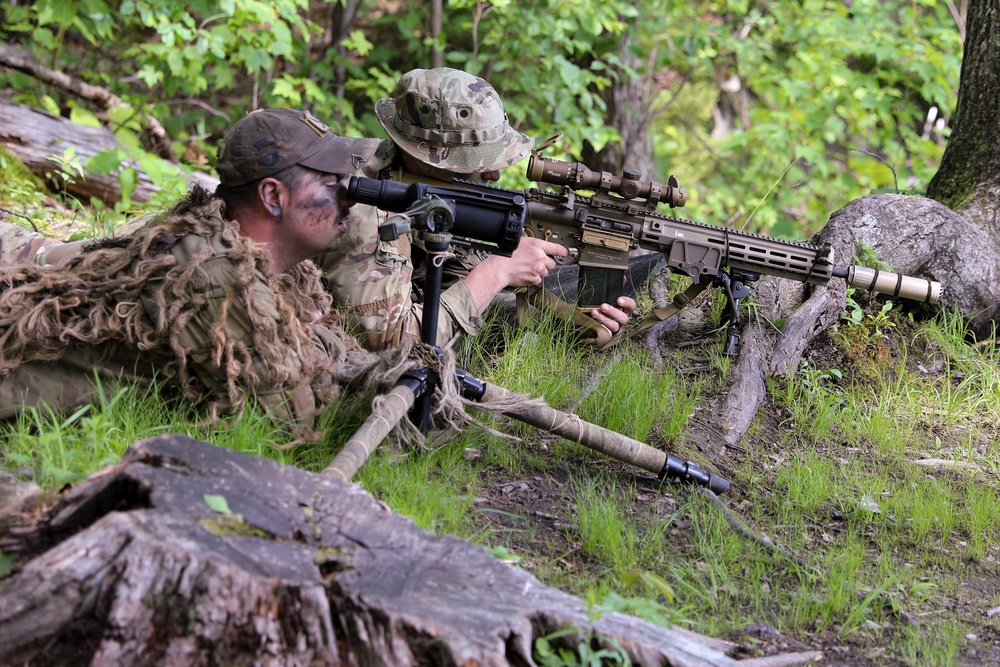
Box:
<box><xmin>633</xmin><ymin>280</ymin><xmax>710</xmax><ymax>334</ymax></box>
<box><xmin>514</xmin><ymin>279</ymin><xmax>708</xmax><ymax>349</ymax></box>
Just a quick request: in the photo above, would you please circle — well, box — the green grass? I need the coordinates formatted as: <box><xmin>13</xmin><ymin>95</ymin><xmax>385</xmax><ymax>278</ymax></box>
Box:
<box><xmin>2</xmin><ymin>260</ymin><xmax>999</xmax><ymax>665</ymax></box>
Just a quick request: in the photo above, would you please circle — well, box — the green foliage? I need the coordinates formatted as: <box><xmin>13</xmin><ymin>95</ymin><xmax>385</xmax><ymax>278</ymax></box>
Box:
<box><xmin>533</xmin><ymin>625</ymin><xmax>633</xmax><ymax>667</ymax></box>
<box><xmin>443</xmin><ymin>0</ymin><xmax>637</xmax><ymax>155</ymax></box>
<box><xmin>1</xmin><ymin>0</ymin><xmax>961</xmax><ymax>233</ymax></box>
<box><xmin>647</xmin><ymin>0</ymin><xmax>961</xmax><ymax>237</ymax></box>
<box><xmin>0</xmin><ymin>146</ymin><xmax>52</xmax><ymax>222</ymax></box>
<box><xmin>577</xmin><ymin>351</ymin><xmax>700</xmax><ymax>444</ymax></box>
<box><xmin>2</xmin><ymin>381</ymin><xmax>180</xmax><ymax>487</ymax></box>
<box><xmin>0</xmin><ymin>549</ymin><xmax>15</xmax><ymax>579</ymax></box>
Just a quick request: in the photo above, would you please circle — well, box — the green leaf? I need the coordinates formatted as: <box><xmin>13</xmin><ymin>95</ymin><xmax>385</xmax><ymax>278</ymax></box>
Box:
<box><xmin>39</xmin><ymin>95</ymin><xmax>61</xmax><ymax>116</ymax></box>
<box><xmin>0</xmin><ymin>550</ymin><xmax>16</xmax><ymax>578</ymax></box>
<box><xmin>204</xmin><ymin>493</ymin><xmax>232</xmax><ymax>514</ymax></box>
<box><xmin>489</xmin><ymin>545</ymin><xmax>522</xmax><ymax>563</ymax></box>
<box><xmin>118</xmin><ymin>166</ymin><xmax>137</xmax><ymax>201</ymax></box>
<box><xmin>87</xmin><ymin>148</ymin><xmax>127</xmax><ymax>175</ymax></box>
<box><xmin>342</xmin><ymin>30</ymin><xmax>374</xmax><ymax>57</ymax></box>
<box><xmin>69</xmin><ymin>107</ymin><xmax>102</xmax><ymax>128</ymax></box>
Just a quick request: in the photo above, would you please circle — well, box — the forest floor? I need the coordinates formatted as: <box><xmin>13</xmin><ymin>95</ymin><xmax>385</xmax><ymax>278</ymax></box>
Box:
<box><xmin>460</xmin><ymin>320</ymin><xmax>1000</xmax><ymax>667</ymax></box>
<box><xmin>3</xmin><ymin>197</ymin><xmax>999</xmax><ymax>666</ymax></box>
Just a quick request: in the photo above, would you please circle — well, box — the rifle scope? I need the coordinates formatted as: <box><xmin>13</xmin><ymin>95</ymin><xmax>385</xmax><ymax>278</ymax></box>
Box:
<box><xmin>526</xmin><ymin>155</ymin><xmax>687</xmax><ymax>208</ymax></box>
<box><xmin>347</xmin><ymin>176</ymin><xmax>526</xmax><ymax>256</ymax></box>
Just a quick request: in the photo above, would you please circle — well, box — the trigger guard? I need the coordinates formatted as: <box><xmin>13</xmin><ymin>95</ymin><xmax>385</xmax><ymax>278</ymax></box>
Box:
<box><xmin>555</xmin><ymin>247</ymin><xmax>579</xmax><ymax>266</ymax></box>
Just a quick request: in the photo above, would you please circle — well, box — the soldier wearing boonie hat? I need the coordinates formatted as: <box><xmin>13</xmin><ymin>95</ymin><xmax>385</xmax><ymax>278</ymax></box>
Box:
<box><xmin>315</xmin><ymin>69</ymin><xmax>633</xmax><ymax>352</ymax></box>
<box><xmin>372</xmin><ymin>67</ymin><xmax>534</xmax><ymax>174</ymax></box>
<box><xmin>315</xmin><ymin>68</ymin><xmax>540</xmax><ymax>350</ymax></box>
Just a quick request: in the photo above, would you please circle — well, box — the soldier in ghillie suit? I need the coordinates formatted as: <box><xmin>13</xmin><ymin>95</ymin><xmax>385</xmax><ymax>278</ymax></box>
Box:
<box><xmin>0</xmin><ymin>108</ymin><xmax>490</xmax><ymax>439</ymax></box>
<box><xmin>315</xmin><ymin>67</ymin><xmax>636</xmax><ymax>350</ymax></box>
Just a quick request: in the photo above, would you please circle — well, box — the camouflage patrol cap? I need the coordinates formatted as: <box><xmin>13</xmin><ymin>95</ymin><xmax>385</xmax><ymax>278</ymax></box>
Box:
<box><xmin>216</xmin><ymin>108</ymin><xmax>376</xmax><ymax>187</ymax></box>
<box><xmin>374</xmin><ymin>67</ymin><xmax>533</xmax><ymax>174</ymax></box>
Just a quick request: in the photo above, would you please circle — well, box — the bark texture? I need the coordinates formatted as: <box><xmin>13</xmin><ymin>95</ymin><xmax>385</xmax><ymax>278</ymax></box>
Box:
<box><xmin>713</xmin><ymin>194</ymin><xmax>999</xmax><ymax>446</ymax></box>
<box><xmin>0</xmin><ymin>97</ymin><xmax>218</xmax><ymax>206</ymax></box>
<box><xmin>0</xmin><ymin>434</ymin><xmax>821</xmax><ymax>667</ymax></box>
<box><xmin>926</xmin><ymin>0</ymin><xmax>1000</xmax><ymax>233</ymax></box>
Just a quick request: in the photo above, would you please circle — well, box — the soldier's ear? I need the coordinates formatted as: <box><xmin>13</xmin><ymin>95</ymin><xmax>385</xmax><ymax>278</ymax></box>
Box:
<box><xmin>257</xmin><ymin>178</ymin><xmax>285</xmax><ymax>218</ymax></box>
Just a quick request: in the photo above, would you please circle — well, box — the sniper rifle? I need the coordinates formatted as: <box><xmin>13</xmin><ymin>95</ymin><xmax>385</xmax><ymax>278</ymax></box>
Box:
<box><xmin>348</xmin><ymin>160</ymin><xmax>941</xmax><ymax>354</ymax></box>
<box><xmin>327</xmin><ymin>188</ymin><xmax>730</xmax><ymax>494</ymax></box>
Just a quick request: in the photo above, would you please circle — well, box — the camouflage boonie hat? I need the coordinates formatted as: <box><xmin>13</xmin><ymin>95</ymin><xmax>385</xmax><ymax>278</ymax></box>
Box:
<box><xmin>216</xmin><ymin>108</ymin><xmax>376</xmax><ymax>187</ymax></box>
<box><xmin>374</xmin><ymin>68</ymin><xmax>533</xmax><ymax>174</ymax></box>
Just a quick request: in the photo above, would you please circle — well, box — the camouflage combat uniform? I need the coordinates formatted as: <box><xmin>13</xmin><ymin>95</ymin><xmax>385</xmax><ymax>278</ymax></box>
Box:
<box><xmin>0</xmin><ymin>191</ymin><xmax>362</xmax><ymax>433</ymax></box>
<box><xmin>315</xmin><ymin>154</ymin><xmax>485</xmax><ymax>351</ymax></box>
<box><xmin>315</xmin><ymin>68</ymin><xmax>534</xmax><ymax>348</ymax></box>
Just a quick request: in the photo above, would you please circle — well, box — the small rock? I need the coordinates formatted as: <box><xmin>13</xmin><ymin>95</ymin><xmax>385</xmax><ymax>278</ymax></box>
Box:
<box><xmin>858</xmin><ymin>495</ymin><xmax>881</xmax><ymax>514</ymax></box>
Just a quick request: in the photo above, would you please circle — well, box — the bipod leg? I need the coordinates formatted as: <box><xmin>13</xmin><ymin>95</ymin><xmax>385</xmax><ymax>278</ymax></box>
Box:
<box><xmin>473</xmin><ymin>382</ymin><xmax>730</xmax><ymax>494</ymax></box>
<box><xmin>413</xmin><ymin>230</ymin><xmax>451</xmax><ymax>433</ymax></box>
<box><xmin>323</xmin><ymin>369</ymin><xmax>431</xmax><ymax>481</ymax></box>
<box><xmin>715</xmin><ymin>269</ymin><xmax>758</xmax><ymax>356</ymax></box>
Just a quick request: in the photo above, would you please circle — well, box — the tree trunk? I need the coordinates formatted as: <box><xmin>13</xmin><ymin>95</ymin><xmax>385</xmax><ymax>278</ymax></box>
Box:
<box><xmin>580</xmin><ymin>38</ymin><xmax>655</xmax><ymax>180</ymax></box>
<box><xmin>926</xmin><ymin>0</ymin><xmax>1000</xmax><ymax>233</ymax></box>
<box><xmin>0</xmin><ymin>434</ymin><xmax>821</xmax><ymax>667</ymax></box>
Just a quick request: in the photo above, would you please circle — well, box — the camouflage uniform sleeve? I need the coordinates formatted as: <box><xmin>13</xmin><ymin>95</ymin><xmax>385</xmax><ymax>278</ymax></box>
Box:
<box><xmin>398</xmin><ymin>279</ymin><xmax>483</xmax><ymax>347</ymax></box>
<box><xmin>315</xmin><ymin>203</ymin><xmax>417</xmax><ymax>351</ymax></box>
<box><xmin>0</xmin><ymin>222</ymin><xmax>70</xmax><ymax>265</ymax></box>
<box><xmin>1</xmin><ymin>214</ymin><xmax>160</xmax><ymax>267</ymax></box>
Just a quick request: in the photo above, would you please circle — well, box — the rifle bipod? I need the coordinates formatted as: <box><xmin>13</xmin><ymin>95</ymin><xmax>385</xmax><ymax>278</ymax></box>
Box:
<box><xmin>322</xmin><ymin>189</ymin><xmax>728</xmax><ymax>494</ymax></box>
<box><xmin>715</xmin><ymin>268</ymin><xmax>759</xmax><ymax>357</ymax></box>
<box><xmin>324</xmin><ymin>366</ymin><xmax>730</xmax><ymax>495</ymax></box>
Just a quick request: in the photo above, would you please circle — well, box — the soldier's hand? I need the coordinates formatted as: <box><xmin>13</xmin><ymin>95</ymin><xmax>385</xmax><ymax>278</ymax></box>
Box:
<box><xmin>496</xmin><ymin>236</ymin><xmax>568</xmax><ymax>288</ymax></box>
<box><xmin>588</xmin><ymin>297</ymin><xmax>636</xmax><ymax>335</ymax></box>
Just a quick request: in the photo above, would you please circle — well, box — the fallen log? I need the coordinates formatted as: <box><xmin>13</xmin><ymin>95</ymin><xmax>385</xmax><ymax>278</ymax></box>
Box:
<box><xmin>0</xmin><ymin>97</ymin><xmax>218</xmax><ymax>207</ymax></box>
<box><xmin>0</xmin><ymin>434</ymin><xmax>821</xmax><ymax>666</ymax></box>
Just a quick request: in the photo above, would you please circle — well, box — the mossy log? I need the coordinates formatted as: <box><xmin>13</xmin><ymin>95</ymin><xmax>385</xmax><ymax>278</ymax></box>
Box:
<box><xmin>0</xmin><ymin>97</ymin><xmax>217</xmax><ymax>206</ymax></box>
<box><xmin>0</xmin><ymin>434</ymin><xmax>821</xmax><ymax>667</ymax></box>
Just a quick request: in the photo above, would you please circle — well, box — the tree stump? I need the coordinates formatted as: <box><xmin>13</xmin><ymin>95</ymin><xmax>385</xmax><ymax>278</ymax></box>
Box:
<box><xmin>633</xmin><ymin>193</ymin><xmax>999</xmax><ymax>451</ymax></box>
<box><xmin>0</xmin><ymin>434</ymin><xmax>821</xmax><ymax>667</ymax></box>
